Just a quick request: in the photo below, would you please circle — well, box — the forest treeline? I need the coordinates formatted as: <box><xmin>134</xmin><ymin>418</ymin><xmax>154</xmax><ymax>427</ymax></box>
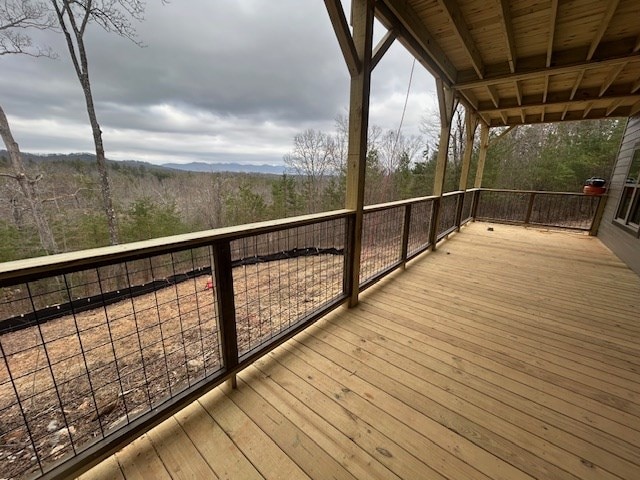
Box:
<box><xmin>0</xmin><ymin>117</ymin><xmax>624</xmax><ymax>262</ymax></box>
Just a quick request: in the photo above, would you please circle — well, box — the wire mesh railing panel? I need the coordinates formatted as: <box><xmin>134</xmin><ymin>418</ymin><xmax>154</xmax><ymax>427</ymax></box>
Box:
<box><xmin>475</xmin><ymin>191</ymin><xmax>529</xmax><ymax>223</ymax></box>
<box><xmin>360</xmin><ymin>206</ymin><xmax>404</xmax><ymax>285</ymax></box>
<box><xmin>231</xmin><ymin>218</ymin><xmax>346</xmax><ymax>357</ymax></box>
<box><xmin>530</xmin><ymin>194</ymin><xmax>600</xmax><ymax>230</ymax></box>
<box><xmin>461</xmin><ymin>191</ymin><xmax>474</xmax><ymax>223</ymax></box>
<box><xmin>437</xmin><ymin>194</ymin><xmax>459</xmax><ymax>238</ymax></box>
<box><xmin>0</xmin><ymin>247</ymin><xmax>222</xmax><ymax>479</ymax></box>
<box><xmin>407</xmin><ymin>199</ymin><xmax>434</xmax><ymax>257</ymax></box>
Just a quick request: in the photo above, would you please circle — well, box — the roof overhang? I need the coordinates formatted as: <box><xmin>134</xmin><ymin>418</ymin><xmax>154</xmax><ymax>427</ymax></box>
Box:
<box><xmin>375</xmin><ymin>0</ymin><xmax>640</xmax><ymax>126</ymax></box>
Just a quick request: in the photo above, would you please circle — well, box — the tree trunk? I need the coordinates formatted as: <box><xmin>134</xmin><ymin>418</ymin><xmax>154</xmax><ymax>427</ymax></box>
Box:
<box><xmin>79</xmin><ymin>73</ymin><xmax>119</xmax><ymax>245</ymax></box>
<box><xmin>52</xmin><ymin>0</ymin><xmax>120</xmax><ymax>246</ymax></box>
<box><xmin>0</xmin><ymin>105</ymin><xmax>59</xmax><ymax>254</ymax></box>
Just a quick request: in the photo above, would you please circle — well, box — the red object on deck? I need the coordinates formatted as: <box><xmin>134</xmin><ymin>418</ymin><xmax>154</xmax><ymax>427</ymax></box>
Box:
<box><xmin>205</xmin><ymin>279</ymin><xmax>214</xmax><ymax>290</ymax></box>
<box><xmin>583</xmin><ymin>185</ymin><xmax>606</xmax><ymax>195</ymax></box>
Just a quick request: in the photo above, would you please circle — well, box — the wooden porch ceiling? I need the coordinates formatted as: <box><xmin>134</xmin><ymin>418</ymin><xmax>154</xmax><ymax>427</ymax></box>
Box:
<box><xmin>375</xmin><ymin>0</ymin><xmax>640</xmax><ymax>126</ymax></box>
<box><xmin>82</xmin><ymin>223</ymin><xmax>640</xmax><ymax>480</ymax></box>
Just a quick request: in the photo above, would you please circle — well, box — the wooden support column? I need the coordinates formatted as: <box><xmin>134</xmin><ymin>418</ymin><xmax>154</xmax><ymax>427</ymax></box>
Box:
<box><xmin>455</xmin><ymin>107</ymin><xmax>478</xmax><ymax>230</ymax></box>
<box><xmin>473</xmin><ymin>122</ymin><xmax>490</xmax><ymax>188</ymax></box>
<box><xmin>431</xmin><ymin>78</ymin><xmax>456</xmax><ymax>250</ymax></box>
<box><xmin>459</xmin><ymin>108</ymin><xmax>478</xmax><ymax>191</ymax></box>
<box><xmin>339</xmin><ymin>0</ymin><xmax>374</xmax><ymax>307</ymax></box>
<box><xmin>470</xmin><ymin>122</ymin><xmax>490</xmax><ymax>220</ymax></box>
<box><xmin>433</xmin><ymin>78</ymin><xmax>456</xmax><ymax>197</ymax></box>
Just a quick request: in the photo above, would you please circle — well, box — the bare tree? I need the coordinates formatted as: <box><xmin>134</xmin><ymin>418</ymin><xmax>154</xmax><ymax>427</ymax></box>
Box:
<box><xmin>284</xmin><ymin>129</ymin><xmax>336</xmax><ymax>213</ymax></box>
<box><xmin>1</xmin><ymin>1</ymin><xmax>59</xmax><ymax>254</ymax></box>
<box><xmin>1</xmin><ymin>0</ymin><xmax>54</xmax><ymax>56</ymax></box>
<box><xmin>0</xmin><ymin>106</ymin><xmax>59</xmax><ymax>253</ymax></box>
<box><xmin>50</xmin><ymin>0</ymin><xmax>146</xmax><ymax>245</ymax></box>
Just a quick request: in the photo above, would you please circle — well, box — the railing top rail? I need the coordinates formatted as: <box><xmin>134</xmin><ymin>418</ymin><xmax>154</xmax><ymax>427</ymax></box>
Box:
<box><xmin>478</xmin><ymin>188</ymin><xmax>606</xmax><ymax>197</ymax></box>
<box><xmin>363</xmin><ymin>195</ymin><xmax>438</xmax><ymax>213</ymax></box>
<box><xmin>362</xmin><ymin>189</ymin><xmax>472</xmax><ymax>214</ymax></box>
<box><xmin>0</xmin><ymin>209</ymin><xmax>353</xmax><ymax>285</ymax></box>
<box><xmin>441</xmin><ymin>189</ymin><xmax>466</xmax><ymax>198</ymax></box>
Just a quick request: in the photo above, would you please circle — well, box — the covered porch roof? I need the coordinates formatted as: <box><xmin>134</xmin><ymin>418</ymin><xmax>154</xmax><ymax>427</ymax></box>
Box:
<box><xmin>371</xmin><ymin>0</ymin><xmax>640</xmax><ymax>126</ymax></box>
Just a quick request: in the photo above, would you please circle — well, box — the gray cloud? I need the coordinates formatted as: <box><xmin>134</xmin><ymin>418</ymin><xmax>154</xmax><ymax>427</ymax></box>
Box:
<box><xmin>1</xmin><ymin>1</ymin><xmax>436</xmax><ymax>165</ymax></box>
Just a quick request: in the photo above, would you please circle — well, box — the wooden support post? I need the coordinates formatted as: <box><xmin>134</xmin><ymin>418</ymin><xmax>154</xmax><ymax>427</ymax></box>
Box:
<box><xmin>471</xmin><ymin>189</ymin><xmax>481</xmax><ymax>220</ymax></box>
<box><xmin>456</xmin><ymin>107</ymin><xmax>478</xmax><ymax>230</ymax></box>
<box><xmin>343</xmin><ymin>0</ymin><xmax>374</xmax><ymax>307</ymax></box>
<box><xmin>342</xmin><ymin>213</ymin><xmax>356</xmax><ymax>297</ymax></box>
<box><xmin>428</xmin><ymin>197</ymin><xmax>441</xmax><ymax>248</ymax></box>
<box><xmin>454</xmin><ymin>192</ymin><xmax>464</xmax><ymax>231</ymax></box>
<box><xmin>212</xmin><ymin>240</ymin><xmax>238</xmax><ymax>388</ymax></box>
<box><xmin>474</xmin><ymin>122</ymin><xmax>490</xmax><ymax>188</ymax></box>
<box><xmin>431</xmin><ymin>78</ymin><xmax>456</xmax><ymax>250</ymax></box>
<box><xmin>459</xmin><ymin>109</ymin><xmax>478</xmax><ymax>192</ymax></box>
<box><xmin>401</xmin><ymin>203</ymin><xmax>412</xmax><ymax>267</ymax></box>
<box><xmin>524</xmin><ymin>192</ymin><xmax>536</xmax><ymax>225</ymax></box>
<box><xmin>589</xmin><ymin>195</ymin><xmax>607</xmax><ymax>236</ymax></box>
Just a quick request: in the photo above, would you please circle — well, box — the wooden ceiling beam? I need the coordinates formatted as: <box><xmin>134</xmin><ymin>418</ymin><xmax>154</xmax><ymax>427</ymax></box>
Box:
<box><xmin>583</xmin><ymin>102</ymin><xmax>594</xmax><ymax>118</ymax></box>
<box><xmin>380</xmin><ymin>0</ymin><xmax>457</xmax><ymax>83</ymax></box>
<box><xmin>371</xmin><ymin>29</ymin><xmax>397</xmax><ymax>71</ymax></box>
<box><xmin>543</xmin><ymin>75</ymin><xmax>550</xmax><ymax>103</ymax></box>
<box><xmin>374</xmin><ymin>2</ymin><xmax>453</xmax><ymax>85</ymax></box>
<box><xmin>499</xmin><ymin>111</ymin><xmax>508</xmax><ymax>125</ymax></box>
<box><xmin>514</xmin><ymin>81</ymin><xmax>522</xmax><ymax>105</ymax></box>
<box><xmin>570</xmin><ymin>70</ymin><xmax>585</xmax><ymax>100</ymax></box>
<box><xmin>455</xmin><ymin>51</ymin><xmax>639</xmax><ymax>90</ymax></box>
<box><xmin>488</xmin><ymin>110</ymin><xmax>616</xmax><ymax>126</ymax></box>
<box><xmin>461</xmin><ymin>89</ymin><xmax>479</xmax><ymax>109</ymax></box>
<box><xmin>587</xmin><ymin>0</ymin><xmax>620</xmax><ymax>61</ymax></box>
<box><xmin>486</xmin><ymin>85</ymin><xmax>500</xmax><ymax>108</ymax></box>
<box><xmin>324</xmin><ymin>0</ymin><xmax>360</xmax><ymax>75</ymax></box>
<box><xmin>561</xmin><ymin>104</ymin><xmax>569</xmax><ymax>120</ymax></box>
<box><xmin>520</xmin><ymin>110</ymin><xmax>526</xmax><ymax>124</ymax></box>
<box><xmin>630</xmin><ymin>100</ymin><xmax>640</xmax><ymax>116</ymax></box>
<box><xmin>599</xmin><ymin>62</ymin><xmax>627</xmax><ymax>96</ymax></box>
<box><xmin>437</xmin><ymin>0</ymin><xmax>484</xmax><ymax>78</ymax></box>
<box><xmin>546</xmin><ymin>0</ymin><xmax>559</xmax><ymax>67</ymax></box>
<box><xmin>476</xmin><ymin>88</ymin><xmax>640</xmax><ymax>113</ymax></box>
<box><xmin>605</xmin><ymin>99</ymin><xmax>623</xmax><ymax>116</ymax></box>
<box><xmin>497</xmin><ymin>0</ymin><xmax>516</xmax><ymax>73</ymax></box>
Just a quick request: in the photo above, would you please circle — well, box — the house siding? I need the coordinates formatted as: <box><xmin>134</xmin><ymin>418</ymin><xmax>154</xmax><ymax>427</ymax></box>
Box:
<box><xmin>598</xmin><ymin>115</ymin><xmax>640</xmax><ymax>276</ymax></box>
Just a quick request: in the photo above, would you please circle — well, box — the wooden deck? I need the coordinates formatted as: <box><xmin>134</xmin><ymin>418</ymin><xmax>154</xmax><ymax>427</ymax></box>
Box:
<box><xmin>81</xmin><ymin>222</ymin><xmax>640</xmax><ymax>480</ymax></box>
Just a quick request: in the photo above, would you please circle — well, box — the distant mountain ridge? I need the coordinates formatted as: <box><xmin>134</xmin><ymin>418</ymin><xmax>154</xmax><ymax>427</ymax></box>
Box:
<box><xmin>162</xmin><ymin>161</ymin><xmax>285</xmax><ymax>174</ymax></box>
<box><xmin>0</xmin><ymin>151</ymin><xmax>286</xmax><ymax>175</ymax></box>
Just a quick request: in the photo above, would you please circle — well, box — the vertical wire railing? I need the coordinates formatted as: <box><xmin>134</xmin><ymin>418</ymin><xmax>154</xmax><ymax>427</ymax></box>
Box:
<box><xmin>0</xmin><ymin>211</ymin><xmax>351</xmax><ymax>480</ymax></box>
<box><xmin>473</xmin><ymin>188</ymin><xmax>604</xmax><ymax>231</ymax></box>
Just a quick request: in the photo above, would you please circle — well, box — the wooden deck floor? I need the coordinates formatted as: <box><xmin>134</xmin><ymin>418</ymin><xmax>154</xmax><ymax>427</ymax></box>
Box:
<box><xmin>82</xmin><ymin>222</ymin><xmax>640</xmax><ymax>480</ymax></box>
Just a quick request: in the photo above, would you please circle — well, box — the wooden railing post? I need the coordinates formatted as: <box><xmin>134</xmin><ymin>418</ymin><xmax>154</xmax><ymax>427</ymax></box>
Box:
<box><xmin>212</xmin><ymin>240</ymin><xmax>239</xmax><ymax>388</ymax></box>
<box><xmin>343</xmin><ymin>213</ymin><xmax>357</xmax><ymax>297</ymax></box>
<box><xmin>589</xmin><ymin>195</ymin><xmax>607</xmax><ymax>236</ymax></box>
<box><xmin>401</xmin><ymin>203</ymin><xmax>412</xmax><ymax>267</ymax></box>
<box><xmin>429</xmin><ymin>197</ymin><xmax>441</xmax><ymax>250</ymax></box>
<box><xmin>471</xmin><ymin>189</ymin><xmax>481</xmax><ymax>220</ymax></box>
<box><xmin>454</xmin><ymin>191</ymin><xmax>465</xmax><ymax>231</ymax></box>
<box><xmin>524</xmin><ymin>192</ymin><xmax>536</xmax><ymax>225</ymax></box>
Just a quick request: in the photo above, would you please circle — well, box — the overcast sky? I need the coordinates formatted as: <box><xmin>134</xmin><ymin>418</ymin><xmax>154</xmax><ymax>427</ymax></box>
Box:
<box><xmin>1</xmin><ymin>1</ymin><xmax>437</xmax><ymax>166</ymax></box>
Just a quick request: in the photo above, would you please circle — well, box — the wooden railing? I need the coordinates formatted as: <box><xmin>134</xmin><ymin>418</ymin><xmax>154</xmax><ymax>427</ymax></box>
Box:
<box><xmin>0</xmin><ymin>188</ymin><xmax>602</xmax><ymax>479</ymax></box>
<box><xmin>473</xmin><ymin>188</ymin><xmax>606</xmax><ymax>235</ymax></box>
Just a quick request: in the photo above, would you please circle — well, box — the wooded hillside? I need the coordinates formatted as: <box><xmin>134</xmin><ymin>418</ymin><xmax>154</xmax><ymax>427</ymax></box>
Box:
<box><xmin>0</xmin><ymin>118</ymin><xmax>625</xmax><ymax>262</ymax></box>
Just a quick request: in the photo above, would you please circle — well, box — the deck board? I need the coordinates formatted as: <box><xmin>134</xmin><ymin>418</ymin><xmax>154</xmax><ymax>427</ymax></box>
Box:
<box><xmin>82</xmin><ymin>222</ymin><xmax>640</xmax><ymax>480</ymax></box>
